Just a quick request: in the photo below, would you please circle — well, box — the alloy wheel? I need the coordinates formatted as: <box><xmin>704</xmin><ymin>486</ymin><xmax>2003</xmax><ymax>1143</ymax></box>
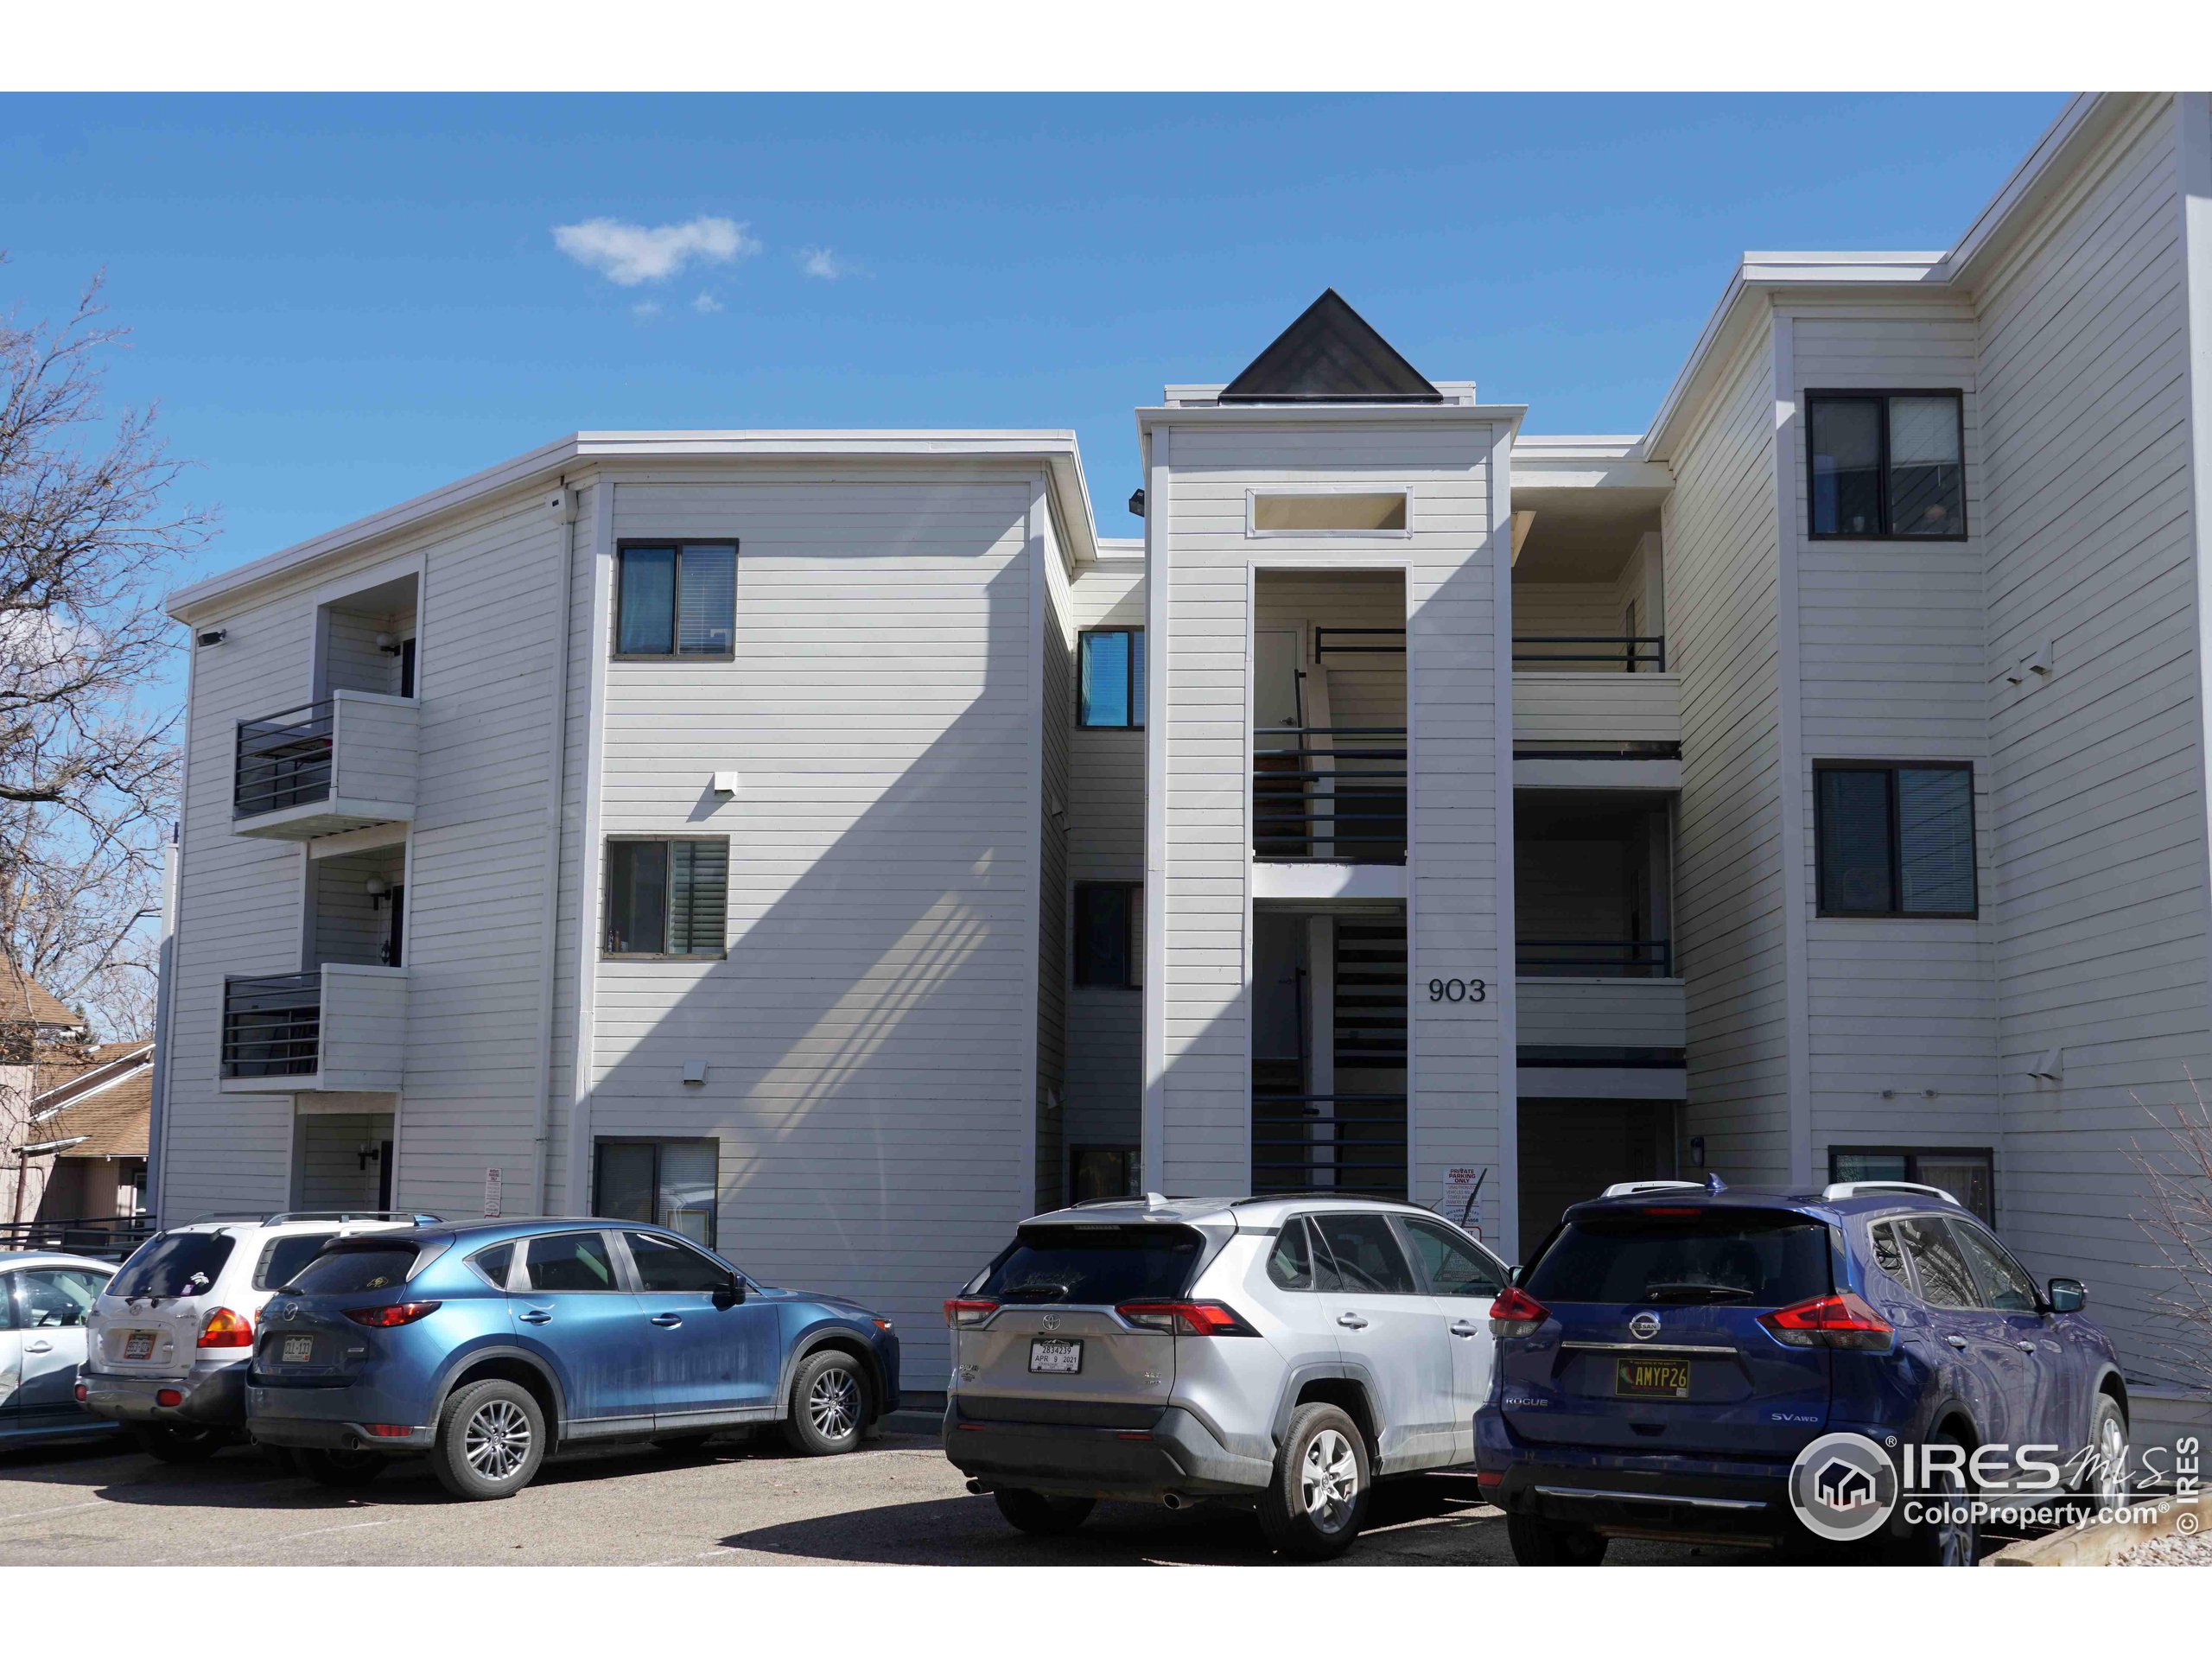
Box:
<box><xmin>2090</xmin><ymin>1413</ymin><xmax>2128</xmax><ymax>1512</ymax></box>
<box><xmin>1932</xmin><ymin>1465</ymin><xmax>1977</xmax><ymax>1567</ymax></box>
<box><xmin>464</xmin><ymin>1398</ymin><xmax>533</xmax><ymax>1481</ymax></box>
<box><xmin>1300</xmin><ymin>1427</ymin><xmax>1359</xmax><ymax>1533</ymax></box>
<box><xmin>808</xmin><ymin>1365</ymin><xmax>861</xmax><ymax>1441</ymax></box>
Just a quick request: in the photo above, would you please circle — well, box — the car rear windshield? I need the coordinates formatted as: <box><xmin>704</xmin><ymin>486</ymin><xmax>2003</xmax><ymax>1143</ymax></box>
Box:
<box><xmin>285</xmin><ymin>1244</ymin><xmax>420</xmax><ymax>1294</ymax></box>
<box><xmin>1524</xmin><ymin>1209</ymin><xmax>1833</xmax><ymax>1309</ymax></box>
<box><xmin>108</xmin><ymin>1231</ymin><xmax>238</xmax><ymax>1300</ymax></box>
<box><xmin>976</xmin><ymin>1224</ymin><xmax>1205</xmax><ymax>1305</ymax></box>
<box><xmin>255</xmin><ymin>1233</ymin><xmax>338</xmax><ymax>1291</ymax></box>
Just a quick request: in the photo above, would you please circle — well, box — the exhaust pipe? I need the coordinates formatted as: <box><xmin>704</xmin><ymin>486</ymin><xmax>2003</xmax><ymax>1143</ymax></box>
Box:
<box><xmin>964</xmin><ymin>1477</ymin><xmax>989</xmax><ymax>1497</ymax></box>
<box><xmin>1161</xmin><ymin>1491</ymin><xmax>1187</xmax><ymax>1511</ymax></box>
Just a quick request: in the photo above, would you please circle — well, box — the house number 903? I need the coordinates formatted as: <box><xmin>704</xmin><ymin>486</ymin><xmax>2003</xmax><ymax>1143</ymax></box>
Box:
<box><xmin>1427</xmin><ymin>977</ymin><xmax>1487</xmax><ymax>1004</ymax></box>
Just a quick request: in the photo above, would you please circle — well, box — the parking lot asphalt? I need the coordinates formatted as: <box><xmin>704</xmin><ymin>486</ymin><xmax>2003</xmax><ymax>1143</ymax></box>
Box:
<box><xmin>0</xmin><ymin>1427</ymin><xmax>1797</xmax><ymax>1567</ymax></box>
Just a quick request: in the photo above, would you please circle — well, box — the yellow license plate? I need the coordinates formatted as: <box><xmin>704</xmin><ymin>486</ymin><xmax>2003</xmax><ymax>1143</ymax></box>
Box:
<box><xmin>1615</xmin><ymin>1357</ymin><xmax>1691</xmax><ymax>1398</ymax></box>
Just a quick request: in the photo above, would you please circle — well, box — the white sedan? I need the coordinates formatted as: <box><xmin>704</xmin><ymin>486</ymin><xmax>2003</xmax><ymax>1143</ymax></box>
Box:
<box><xmin>1</xmin><ymin>1252</ymin><xmax>122</xmax><ymax>1450</ymax></box>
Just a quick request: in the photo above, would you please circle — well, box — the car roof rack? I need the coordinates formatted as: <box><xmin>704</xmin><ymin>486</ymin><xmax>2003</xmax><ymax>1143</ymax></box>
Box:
<box><xmin>1820</xmin><ymin>1180</ymin><xmax>1959</xmax><ymax>1207</ymax></box>
<box><xmin>264</xmin><ymin>1211</ymin><xmax>447</xmax><ymax>1225</ymax></box>
<box><xmin>1227</xmin><ymin>1192</ymin><xmax>1428</xmax><ymax>1210</ymax></box>
<box><xmin>1599</xmin><ymin>1180</ymin><xmax>1707</xmax><ymax>1198</ymax></box>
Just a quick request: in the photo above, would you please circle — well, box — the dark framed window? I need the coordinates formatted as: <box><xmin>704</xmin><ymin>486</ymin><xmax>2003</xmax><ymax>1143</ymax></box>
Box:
<box><xmin>595</xmin><ymin>1138</ymin><xmax>719</xmax><ymax>1246</ymax></box>
<box><xmin>1078</xmin><ymin>628</ymin><xmax>1144</xmax><ymax>728</ymax></box>
<box><xmin>1807</xmin><ymin>391</ymin><xmax>1967</xmax><ymax>540</ymax></box>
<box><xmin>605</xmin><ymin>839</ymin><xmax>728</xmax><ymax>956</ymax></box>
<box><xmin>1073</xmin><ymin>882</ymin><xmax>1141</xmax><ymax>988</ymax></box>
<box><xmin>1815</xmin><ymin>762</ymin><xmax>1975</xmax><ymax>918</ymax></box>
<box><xmin>615</xmin><ymin>542</ymin><xmax>737</xmax><ymax>658</ymax></box>
<box><xmin>1070</xmin><ymin>1146</ymin><xmax>1140</xmax><ymax>1205</ymax></box>
<box><xmin>1829</xmin><ymin>1147</ymin><xmax>1993</xmax><ymax>1224</ymax></box>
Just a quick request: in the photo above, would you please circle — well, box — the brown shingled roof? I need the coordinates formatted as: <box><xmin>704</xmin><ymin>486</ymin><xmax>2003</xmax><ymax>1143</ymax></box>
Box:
<box><xmin>31</xmin><ymin>1044</ymin><xmax>152</xmax><ymax>1161</ymax></box>
<box><xmin>0</xmin><ymin>960</ymin><xmax>80</xmax><ymax>1030</ymax></box>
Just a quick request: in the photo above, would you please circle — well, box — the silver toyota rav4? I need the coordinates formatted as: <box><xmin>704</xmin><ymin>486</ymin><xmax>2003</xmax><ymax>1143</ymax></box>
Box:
<box><xmin>942</xmin><ymin>1192</ymin><xmax>1509</xmax><ymax>1557</ymax></box>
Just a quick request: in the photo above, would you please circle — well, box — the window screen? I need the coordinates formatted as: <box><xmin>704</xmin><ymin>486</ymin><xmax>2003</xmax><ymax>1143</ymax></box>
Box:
<box><xmin>1808</xmin><ymin>392</ymin><xmax>1965</xmax><ymax>538</ymax></box>
<box><xmin>1815</xmin><ymin>764</ymin><xmax>1975</xmax><ymax>917</ymax></box>
<box><xmin>616</xmin><ymin>543</ymin><xmax>737</xmax><ymax>657</ymax></box>
<box><xmin>605</xmin><ymin>840</ymin><xmax>727</xmax><ymax>955</ymax></box>
<box><xmin>1079</xmin><ymin>629</ymin><xmax>1143</xmax><ymax>728</ymax></box>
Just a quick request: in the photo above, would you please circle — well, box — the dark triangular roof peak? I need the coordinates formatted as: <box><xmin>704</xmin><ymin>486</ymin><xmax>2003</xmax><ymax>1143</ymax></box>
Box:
<box><xmin>1218</xmin><ymin>289</ymin><xmax>1443</xmax><ymax>405</ymax></box>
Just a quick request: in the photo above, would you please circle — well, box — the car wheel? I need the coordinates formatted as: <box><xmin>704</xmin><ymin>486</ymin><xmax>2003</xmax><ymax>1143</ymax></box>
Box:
<box><xmin>296</xmin><ymin>1447</ymin><xmax>387</xmax><ymax>1489</ymax></box>
<box><xmin>780</xmin><ymin>1351</ymin><xmax>868</xmax><ymax>1456</ymax></box>
<box><xmin>431</xmin><ymin>1378</ymin><xmax>546</xmax><ymax>1501</ymax></box>
<box><xmin>652</xmin><ymin>1433</ymin><xmax>716</xmax><ymax>1456</ymax></box>
<box><xmin>1257</xmin><ymin>1402</ymin><xmax>1371</xmax><ymax>1560</ymax></box>
<box><xmin>2079</xmin><ymin>1396</ymin><xmax>2129</xmax><ymax>1514</ymax></box>
<box><xmin>131</xmin><ymin>1423</ymin><xmax>226</xmax><ymax>1464</ymax></box>
<box><xmin>994</xmin><ymin>1487</ymin><xmax>1096</xmax><ymax>1535</ymax></box>
<box><xmin>1886</xmin><ymin>1427</ymin><xmax>1980</xmax><ymax>1566</ymax></box>
<box><xmin>1505</xmin><ymin>1513</ymin><xmax>1610</xmax><ymax>1566</ymax></box>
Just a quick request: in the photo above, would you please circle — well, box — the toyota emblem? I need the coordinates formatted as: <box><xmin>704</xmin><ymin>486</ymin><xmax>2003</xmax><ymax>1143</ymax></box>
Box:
<box><xmin>1039</xmin><ymin>1313</ymin><xmax>1060</xmax><ymax>1331</ymax></box>
<box><xmin>1630</xmin><ymin>1311</ymin><xmax>1662</xmax><ymax>1341</ymax></box>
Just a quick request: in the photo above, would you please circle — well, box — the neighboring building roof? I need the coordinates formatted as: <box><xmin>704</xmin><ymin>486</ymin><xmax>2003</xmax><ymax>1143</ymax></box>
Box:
<box><xmin>29</xmin><ymin>1041</ymin><xmax>153</xmax><ymax>1162</ymax></box>
<box><xmin>1219</xmin><ymin>289</ymin><xmax>1444</xmax><ymax>405</ymax></box>
<box><xmin>0</xmin><ymin>960</ymin><xmax>81</xmax><ymax>1031</ymax></box>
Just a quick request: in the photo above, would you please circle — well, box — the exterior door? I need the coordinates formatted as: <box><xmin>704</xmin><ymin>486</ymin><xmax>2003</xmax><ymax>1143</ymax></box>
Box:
<box><xmin>620</xmin><ymin>1231</ymin><xmax>779</xmax><ymax>1422</ymax></box>
<box><xmin>1396</xmin><ymin>1215</ymin><xmax>1508</xmax><ymax>1461</ymax></box>
<box><xmin>1310</xmin><ymin>1211</ymin><xmax>1455</xmax><ymax>1471</ymax></box>
<box><xmin>4</xmin><ymin>1268</ymin><xmax>105</xmax><ymax>1430</ymax></box>
<box><xmin>513</xmin><ymin>1230</ymin><xmax>651</xmax><ymax>1433</ymax></box>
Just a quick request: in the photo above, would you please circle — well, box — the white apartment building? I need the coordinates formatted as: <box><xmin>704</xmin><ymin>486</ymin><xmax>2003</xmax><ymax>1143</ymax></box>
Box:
<box><xmin>151</xmin><ymin>91</ymin><xmax>2212</xmax><ymax>1388</ymax></box>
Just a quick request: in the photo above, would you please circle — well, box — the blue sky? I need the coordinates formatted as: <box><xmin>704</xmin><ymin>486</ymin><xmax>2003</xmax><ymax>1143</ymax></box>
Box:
<box><xmin>4</xmin><ymin>92</ymin><xmax>2063</xmax><ymax>606</ymax></box>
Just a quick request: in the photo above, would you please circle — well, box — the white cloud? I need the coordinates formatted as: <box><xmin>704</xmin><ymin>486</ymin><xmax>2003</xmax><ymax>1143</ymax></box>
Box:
<box><xmin>631</xmin><ymin>300</ymin><xmax>663</xmax><ymax>320</ymax></box>
<box><xmin>553</xmin><ymin>215</ymin><xmax>760</xmax><ymax>286</ymax></box>
<box><xmin>799</xmin><ymin>245</ymin><xmax>861</xmax><ymax>281</ymax></box>
<box><xmin>692</xmin><ymin>291</ymin><xmax>723</xmax><ymax>314</ymax></box>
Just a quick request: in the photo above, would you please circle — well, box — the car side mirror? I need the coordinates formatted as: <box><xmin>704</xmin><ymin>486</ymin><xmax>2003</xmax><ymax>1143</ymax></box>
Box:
<box><xmin>2046</xmin><ymin>1277</ymin><xmax>2087</xmax><ymax>1314</ymax></box>
<box><xmin>713</xmin><ymin>1279</ymin><xmax>745</xmax><ymax>1309</ymax></box>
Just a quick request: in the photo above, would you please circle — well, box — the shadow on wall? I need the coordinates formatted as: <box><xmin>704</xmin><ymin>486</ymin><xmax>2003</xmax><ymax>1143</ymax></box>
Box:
<box><xmin>588</xmin><ymin>521</ymin><xmax>1043</xmax><ymax>1357</ymax></box>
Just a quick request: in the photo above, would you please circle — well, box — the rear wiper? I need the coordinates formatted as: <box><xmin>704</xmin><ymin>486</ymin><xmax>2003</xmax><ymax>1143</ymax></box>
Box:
<box><xmin>1643</xmin><ymin>1282</ymin><xmax>1755</xmax><ymax>1304</ymax></box>
<box><xmin>998</xmin><ymin>1283</ymin><xmax>1074</xmax><ymax>1303</ymax></box>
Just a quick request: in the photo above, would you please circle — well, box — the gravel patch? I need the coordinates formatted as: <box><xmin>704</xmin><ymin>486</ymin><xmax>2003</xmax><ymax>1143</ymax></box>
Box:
<box><xmin>2113</xmin><ymin>1528</ymin><xmax>2212</xmax><ymax>1567</ymax></box>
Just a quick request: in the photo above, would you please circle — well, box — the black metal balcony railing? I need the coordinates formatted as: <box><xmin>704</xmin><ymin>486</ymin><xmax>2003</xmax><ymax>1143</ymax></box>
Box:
<box><xmin>1253</xmin><ymin>727</ymin><xmax>1408</xmax><ymax>863</ymax></box>
<box><xmin>1251</xmin><ymin>1094</ymin><xmax>1408</xmax><ymax>1200</ymax></box>
<box><xmin>1512</xmin><ymin>635</ymin><xmax>1667</xmax><ymax>672</ymax></box>
<box><xmin>0</xmin><ymin>1216</ymin><xmax>157</xmax><ymax>1261</ymax></box>
<box><xmin>1516</xmin><ymin>938</ymin><xmax>1675</xmax><ymax>978</ymax></box>
<box><xmin>221</xmin><ymin>971</ymin><xmax>322</xmax><ymax>1078</ymax></box>
<box><xmin>234</xmin><ymin>700</ymin><xmax>335</xmax><ymax>818</ymax></box>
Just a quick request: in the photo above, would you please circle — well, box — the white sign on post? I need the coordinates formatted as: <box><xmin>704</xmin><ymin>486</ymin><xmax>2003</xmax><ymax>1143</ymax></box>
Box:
<box><xmin>482</xmin><ymin>1167</ymin><xmax>502</xmax><ymax>1218</ymax></box>
<box><xmin>1438</xmin><ymin>1166</ymin><xmax>1488</xmax><ymax>1240</ymax></box>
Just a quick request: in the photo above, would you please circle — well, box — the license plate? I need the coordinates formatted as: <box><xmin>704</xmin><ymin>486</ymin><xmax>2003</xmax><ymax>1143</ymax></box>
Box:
<box><xmin>1029</xmin><ymin>1338</ymin><xmax>1083</xmax><ymax>1375</ymax></box>
<box><xmin>281</xmin><ymin>1336</ymin><xmax>314</xmax><ymax>1364</ymax></box>
<box><xmin>1616</xmin><ymin>1357</ymin><xmax>1692</xmax><ymax>1398</ymax></box>
<box><xmin>124</xmin><ymin>1330</ymin><xmax>156</xmax><ymax>1361</ymax></box>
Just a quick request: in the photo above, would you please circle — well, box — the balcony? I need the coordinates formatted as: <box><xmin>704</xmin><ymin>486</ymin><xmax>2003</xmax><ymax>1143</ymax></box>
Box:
<box><xmin>219</xmin><ymin>963</ymin><xmax>409</xmax><ymax>1093</ymax></box>
<box><xmin>1512</xmin><ymin>634</ymin><xmax>1679</xmax><ymax>773</ymax></box>
<box><xmin>233</xmin><ymin>690</ymin><xmax>418</xmax><ymax>841</ymax></box>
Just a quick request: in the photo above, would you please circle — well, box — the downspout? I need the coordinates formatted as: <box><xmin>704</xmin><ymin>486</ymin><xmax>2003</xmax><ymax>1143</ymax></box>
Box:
<box><xmin>528</xmin><ymin>480</ymin><xmax>581</xmax><ymax>1212</ymax></box>
<box><xmin>147</xmin><ymin>637</ymin><xmax>197</xmax><ymax>1224</ymax></box>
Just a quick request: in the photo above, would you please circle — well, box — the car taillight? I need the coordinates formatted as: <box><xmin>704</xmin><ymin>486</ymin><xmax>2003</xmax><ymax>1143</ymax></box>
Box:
<box><xmin>944</xmin><ymin>1298</ymin><xmax>998</xmax><ymax>1328</ymax></box>
<box><xmin>1759</xmin><ymin>1291</ymin><xmax>1893</xmax><ymax>1351</ymax></box>
<box><xmin>74</xmin><ymin>1382</ymin><xmax>88</xmax><ymax>1403</ymax></box>
<box><xmin>344</xmin><ymin>1302</ymin><xmax>442</xmax><ymax>1328</ymax></box>
<box><xmin>196</xmin><ymin>1306</ymin><xmax>252</xmax><ymax>1348</ymax></box>
<box><xmin>1488</xmin><ymin>1286</ymin><xmax>1549</xmax><ymax>1338</ymax></box>
<box><xmin>1115</xmin><ymin>1300</ymin><xmax>1257</xmax><ymax>1337</ymax></box>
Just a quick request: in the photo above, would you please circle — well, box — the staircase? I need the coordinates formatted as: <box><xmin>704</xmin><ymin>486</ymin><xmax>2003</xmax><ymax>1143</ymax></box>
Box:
<box><xmin>1251</xmin><ymin>918</ymin><xmax>1408</xmax><ymax>1198</ymax></box>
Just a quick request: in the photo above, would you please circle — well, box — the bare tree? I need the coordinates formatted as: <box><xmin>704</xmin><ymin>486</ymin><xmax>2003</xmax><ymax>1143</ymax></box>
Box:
<box><xmin>2133</xmin><ymin>1087</ymin><xmax>2212</xmax><ymax>1394</ymax></box>
<box><xmin>1</xmin><ymin>259</ymin><xmax>209</xmax><ymax>1039</ymax></box>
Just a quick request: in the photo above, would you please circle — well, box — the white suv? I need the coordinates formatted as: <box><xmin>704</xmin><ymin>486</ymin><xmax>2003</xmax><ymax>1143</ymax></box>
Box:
<box><xmin>942</xmin><ymin>1193</ymin><xmax>1509</xmax><ymax>1557</ymax></box>
<box><xmin>81</xmin><ymin>1211</ymin><xmax>433</xmax><ymax>1461</ymax></box>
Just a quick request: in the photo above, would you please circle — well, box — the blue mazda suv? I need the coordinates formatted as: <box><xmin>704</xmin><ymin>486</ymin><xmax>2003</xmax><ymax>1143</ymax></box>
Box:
<box><xmin>244</xmin><ymin>1218</ymin><xmax>899</xmax><ymax>1498</ymax></box>
<box><xmin>1473</xmin><ymin>1179</ymin><xmax>2127</xmax><ymax>1565</ymax></box>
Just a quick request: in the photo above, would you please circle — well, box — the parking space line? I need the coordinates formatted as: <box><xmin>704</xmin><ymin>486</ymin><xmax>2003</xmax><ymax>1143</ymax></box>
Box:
<box><xmin>0</xmin><ymin>1500</ymin><xmax>107</xmax><ymax>1526</ymax></box>
<box><xmin>146</xmin><ymin>1516</ymin><xmax>397</xmax><ymax>1564</ymax></box>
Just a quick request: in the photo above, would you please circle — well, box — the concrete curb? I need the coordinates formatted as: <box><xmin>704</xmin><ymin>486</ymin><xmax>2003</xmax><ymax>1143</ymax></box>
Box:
<box><xmin>1985</xmin><ymin>1496</ymin><xmax>2204</xmax><ymax>1566</ymax></box>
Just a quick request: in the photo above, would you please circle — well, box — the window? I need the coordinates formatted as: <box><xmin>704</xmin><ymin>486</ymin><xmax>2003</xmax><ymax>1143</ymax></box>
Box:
<box><xmin>604</xmin><ymin>840</ymin><xmax>728</xmax><ymax>956</ymax></box>
<box><xmin>289</xmin><ymin>1244</ymin><xmax>419</xmax><ymax>1294</ymax></box>
<box><xmin>1267</xmin><ymin>1217</ymin><xmax>1317</xmax><ymax>1291</ymax></box>
<box><xmin>1807</xmin><ymin>392</ymin><xmax>1965</xmax><ymax>539</ymax></box>
<box><xmin>521</xmin><ymin>1230</ymin><xmax>620</xmax><ymax>1293</ymax></box>
<box><xmin>110</xmin><ymin>1231</ymin><xmax>236</xmax><ymax>1300</ymax></box>
<box><xmin>1070</xmin><ymin>1146</ymin><xmax>1140</xmax><ymax>1205</ymax></box>
<box><xmin>1952</xmin><ymin>1223</ymin><xmax>2039</xmax><ymax>1313</ymax></box>
<box><xmin>8</xmin><ymin>1268</ymin><xmax>105</xmax><ymax>1329</ymax></box>
<box><xmin>1524</xmin><ymin>1210</ymin><xmax>1831</xmax><ymax>1307</ymax></box>
<box><xmin>1830</xmin><ymin>1147</ymin><xmax>1993</xmax><ymax>1224</ymax></box>
<box><xmin>1078</xmin><ymin>628</ymin><xmax>1144</xmax><ymax>728</ymax></box>
<box><xmin>1401</xmin><ymin>1217</ymin><xmax>1506</xmax><ymax>1299</ymax></box>
<box><xmin>1815</xmin><ymin>763</ymin><xmax>1975</xmax><ymax>918</ymax></box>
<box><xmin>615</xmin><ymin>542</ymin><xmax>737</xmax><ymax>657</ymax></box>
<box><xmin>625</xmin><ymin>1231</ymin><xmax>734</xmax><ymax>1294</ymax></box>
<box><xmin>468</xmin><ymin>1241</ymin><xmax>517</xmax><ymax>1290</ymax></box>
<box><xmin>1892</xmin><ymin>1216</ymin><xmax>1978</xmax><ymax>1310</ymax></box>
<box><xmin>974</xmin><ymin>1224</ymin><xmax>1203</xmax><ymax>1303</ymax></box>
<box><xmin>595</xmin><ymin>1139</ymin><xmax>719</xmax><ymax>1245</ymax></box>
<box><xmin>1073</xmin><ymin>883</ymin><xmax>1141</xmax><ymax>988</ymax></box>
<box><xmin>1310</xmin><ymin>1213</ymin><xmax>1419</xmax><ymax>1295</ymax></box>
<box><xmin>254</xmin><ymin>1233</ymin><xmax>337</xmax><ymax>1291</ymax></box>
<box><xmin>1249</xmin><ymin>490</ymin><xmax>1410</xmax><ymax>534</ymax></box>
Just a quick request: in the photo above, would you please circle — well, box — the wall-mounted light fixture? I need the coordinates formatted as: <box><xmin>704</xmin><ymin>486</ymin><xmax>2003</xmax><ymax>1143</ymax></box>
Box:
<box><xmin>356</xmin><ymin>1143</ymin><xmax>383</xmax><ymax>1172</ymax></box>
<box><xmin>365</xmin><ymin>875</ymin><xmax>391</xmax><ymax>912</ymax></box>
<box><xmin>1688</xmin><ymin>1135</ymin><xmax>1706</xmax><ymax>1169</ymax></box>
<box><xmin>196</xmin><ymin>629</ymin><xmax>226</xmax><ymax>648</ymax></box>
<box><xmin>375</xmin><ymin>632</ymin><xmax>404</xmax><ymax>657</ymax></box>
<box><xmin>1127</xmin><ymin>488</ymin><xmax>1146</xmax><ymax>518</ymax></box>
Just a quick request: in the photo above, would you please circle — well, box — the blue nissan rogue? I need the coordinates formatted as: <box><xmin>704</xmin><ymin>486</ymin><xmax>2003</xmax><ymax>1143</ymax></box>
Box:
<box><xmin>1474</xmin><ymin>1179</ymin><xmax>2127</xmax><ymax>1565</ymax></box>
<box><xmin>245</xmin><ymin>1218</ymin><xmax>899</xmax><ymax>1498</ymax></box>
